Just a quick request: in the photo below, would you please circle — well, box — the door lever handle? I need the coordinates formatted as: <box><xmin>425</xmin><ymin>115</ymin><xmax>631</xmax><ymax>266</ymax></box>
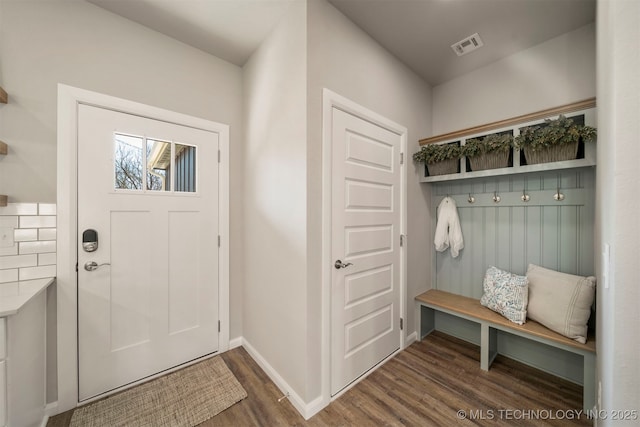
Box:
<box><xmin>84</xmin><ymin>261</ymin><xmax>111</xmax><ymax>272</ymax></box>
<box><xmin>334</xmin><ymin>260</ymin><xmax>353</xmax><ymax>269</ymax></box>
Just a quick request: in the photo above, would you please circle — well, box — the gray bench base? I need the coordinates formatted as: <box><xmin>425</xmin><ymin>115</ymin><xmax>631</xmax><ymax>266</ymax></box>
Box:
<box><xmin>418</xmin><ymin>302</ymin><xmax>596</xmax><ymax>412</ymax></box>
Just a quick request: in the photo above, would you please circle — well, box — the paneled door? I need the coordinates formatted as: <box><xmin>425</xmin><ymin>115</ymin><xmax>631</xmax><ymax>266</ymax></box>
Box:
<box><xmin>77</xmin><ymin>104</ymin><xmax>219</xmax><ymax>401</ymax></box>
<box><xmin>330</xmin><ymin>107</ymin><xmax>402</xmax><ymax>396</ymax></box>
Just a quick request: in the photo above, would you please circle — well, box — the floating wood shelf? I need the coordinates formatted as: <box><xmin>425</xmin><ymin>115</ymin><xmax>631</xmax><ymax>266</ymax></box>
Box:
<box><xmin>0</xmin><ymin>86</ymin><xmax>6</xmax><ymax>104</ymax></box>
<box><xmin>420</xmin><ymin>98</ymin><xmax>596</xmax><ymax>145</ymax></box>
<box><xmin>0</xmin><ymin>141</ymin><xmax>7</xmax><ymax>155</ymax></box>
<box><xmin>418</xmin><ymin>99</ymin><xmax>597</xmax><ymax>183</ymax></box>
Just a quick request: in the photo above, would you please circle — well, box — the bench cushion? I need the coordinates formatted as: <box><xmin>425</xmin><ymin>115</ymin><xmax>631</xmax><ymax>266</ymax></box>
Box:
<box><xmin>526</xmin><ymin>264</ymin><xmax>596</xmax><ymax>344</ymax></box>
<box><xmin>480</xmin><ymin>266</ymin><xmax>528</xmax><ymax>325</ymax></box>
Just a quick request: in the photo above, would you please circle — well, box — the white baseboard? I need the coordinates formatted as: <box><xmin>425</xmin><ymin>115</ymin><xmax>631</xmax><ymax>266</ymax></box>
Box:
<box><xmin>405</xmin><ymin>331</ymin><xmax>417</xmax><ymax>347</ymax></box>
<box><xmin>304</xmin><ymin>395</ymin><xmax>326</xmax><ymax>420</ymax></box>
<box><xmin>45</xmin><ymin>401</ymin><xmax>58</xmax><ymax>416</ymax></box>
<box><xmin>229</xmin><ymin>336</ymin><xmax>243</xmax><ymax>350</ymax></box>
<box><xmin>39</xmin><ymin>401</ymin><xmax>58</xmax><ymax>427</ymax></box>
<box><xmin>241</xmin><ymin>338</ymin><xmax>326</xmax><ymax>420</ymax></box>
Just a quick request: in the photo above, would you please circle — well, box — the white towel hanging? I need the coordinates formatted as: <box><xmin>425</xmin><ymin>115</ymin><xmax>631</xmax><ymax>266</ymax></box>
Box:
<box><xmin>434</xmin><ymin>196</ymin><xmax>464</xmax><ymax>258</ymax></box>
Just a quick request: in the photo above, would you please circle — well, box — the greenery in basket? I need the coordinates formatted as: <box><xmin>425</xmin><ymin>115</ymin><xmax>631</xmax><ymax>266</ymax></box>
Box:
<box><xmin>514</xmin><ymin>115</ymin><xmax>597</xmax><ymax>152</ymax></box>
<box><xmin>413</xmin><ymin>142</ymin><xmax>461</xmax><ymax>164</ymax></box>
<box><xmin>462</xmin><ymin>134</ymin><xmax>513</xmax><ymax>158</ymax></box>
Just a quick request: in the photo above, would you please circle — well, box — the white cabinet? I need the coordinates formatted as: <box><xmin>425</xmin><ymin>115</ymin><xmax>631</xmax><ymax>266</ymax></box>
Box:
<box><xmin>0</xmin><ymin>318</ymin><xmax>6</xmax><ymax>427</ymax></box>
<box><xmin>1</xmin><ymin>290</ymin><xmax>47</xmax><ymax>427</ymax></box>
<box><xmin>0</xmin><ymin>361</ymin><xmax>5</xmax><ymax>427</ymax></box>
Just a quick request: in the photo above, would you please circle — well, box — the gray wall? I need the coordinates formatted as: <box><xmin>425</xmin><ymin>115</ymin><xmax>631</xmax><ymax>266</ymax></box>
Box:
<box><xmin>307</xmin><ymin>0</ymin><xmax>433</xmax><ymax>401</ymax></box>
<box><xmin>242</xmin><ymin>0</ymin><xmax>309</xmax><ymax>401</ymax></box>
<box><xmin>0</xmin><ymin>0</ymin><xmax>244</xmax><ymax>404</ymax></box>
<box><xmin>432</xmin><ymin>23</ymin><xmax>596</xmax><ymax>135</ymax></box>
<box><xmin>596</xmin><ymin>0</ymin><xmax>640</xmax><ymax>421</ymax></box>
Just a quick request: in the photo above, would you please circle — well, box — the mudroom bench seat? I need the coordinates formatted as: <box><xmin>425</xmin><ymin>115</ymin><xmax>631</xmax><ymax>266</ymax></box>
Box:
<box><xmin>415</xmin><ymin>289</ymin><xmax>596</xmax><ymax>411</ymax></box>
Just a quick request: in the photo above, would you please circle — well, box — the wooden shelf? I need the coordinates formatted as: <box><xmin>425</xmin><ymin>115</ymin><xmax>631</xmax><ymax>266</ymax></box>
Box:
<box><xmin>418</xmin><ymin>101</ymin><xmax>597</xmax><ymax>183</ymax></box>
<box><xmin>420</xmin><ymin>98</ymin><xmax>596</xmax><ymax>145</ymax></box>
<box><xmin>1</xmin><ymin>87</ymin><xmax>8</xmax><ymax>206</ymax></box>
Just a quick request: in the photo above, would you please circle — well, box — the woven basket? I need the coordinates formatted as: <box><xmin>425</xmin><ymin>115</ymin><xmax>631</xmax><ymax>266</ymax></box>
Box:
<box><xmin>468</xmin><ymin>150</ymin><xmax>509</xmax><ymax>171</ymax></box>
<box><xmin>426</xmin><ymin>158</ymin><xmax>458</xmax><ymax>176</ymax></box>
<box><xmin>523</xmin><ymin>141</ymin><xmax>578</xmax><ymax>165</ymax></box>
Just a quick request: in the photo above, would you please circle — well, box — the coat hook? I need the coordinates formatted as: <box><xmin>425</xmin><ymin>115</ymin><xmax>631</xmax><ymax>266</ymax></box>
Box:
<box><xmin>521</xmin><ymin>189</ymin><xmax>530</xmax><ymax>202</ymax></box>
<box><xmin>468</xmin><ymin>193</ymin><xmax>475</xmax><ymax>204</ymax></box>
<box><xmin>493</xmin><ymin>191</ymin><xmax>501</xmax><ymax>203</ymax></box>
<box><xmin>554</xmin><ymin>187</ymin><xmax>565</xmax><ymax>201</ymax></box>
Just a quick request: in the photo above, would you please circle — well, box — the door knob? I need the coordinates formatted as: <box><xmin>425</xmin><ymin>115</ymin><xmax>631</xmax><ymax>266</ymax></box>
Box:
<box><xmin>334</xmin><ymin>260</ymin><xmax>353</xmax><ymax>269</ymax></box>
<box><xmin>84</xmin><ymin>261</ymin><xmax>111</xmax><ymax>271</ymax></box>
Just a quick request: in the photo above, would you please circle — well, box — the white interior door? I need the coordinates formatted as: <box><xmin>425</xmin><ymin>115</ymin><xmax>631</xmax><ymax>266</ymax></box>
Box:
<box><xmin>330</xmin><ymin>107</ymin><xmax>402</xmax><ymax>396</ymax></box>
<box><xmin>77</xmin><ymin>104</ymin><xmax>220</xmax><ymax>401</ymax></box>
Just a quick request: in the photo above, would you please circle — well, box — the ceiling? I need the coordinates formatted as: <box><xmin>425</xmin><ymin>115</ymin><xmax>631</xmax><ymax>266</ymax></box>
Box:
<box><xmin>87</xmin><ymin>0</ymin><xmax>297</xmax><ymax>66</ymax></box>
<box><xmin>87</xmin><ymin>0</ymin><xmax>596</xmax><ymax>86</ymax></box>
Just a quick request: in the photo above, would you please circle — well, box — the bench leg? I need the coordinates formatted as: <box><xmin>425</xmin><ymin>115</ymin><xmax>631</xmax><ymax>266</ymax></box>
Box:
<box><xmin>419</xmin><ymin>305</ymin><xmax>435</xmax><ymax>340</ymax></box>
<box><xmin>583</xmin><ymin>353</ymin><xmax>596</xmax><ymax>412</ymax></box>
<box><xmin>480</xmin><ymin>324</ymin><xmax>498</xmax><ymax>371</ymax></box>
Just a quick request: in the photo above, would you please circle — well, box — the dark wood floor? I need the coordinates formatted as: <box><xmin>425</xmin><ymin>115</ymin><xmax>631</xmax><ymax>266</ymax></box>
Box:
<box><xmin>48</xmin><ymin>331</ymin><xmax>591</xmax><ymax>426</ymax></box>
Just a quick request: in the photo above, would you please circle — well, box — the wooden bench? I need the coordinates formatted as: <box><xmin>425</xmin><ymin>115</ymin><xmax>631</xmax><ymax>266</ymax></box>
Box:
<box><xmin>415</xmin><ymin>289</ymin><xmax>596</xmax><ymax>411</ymax></box>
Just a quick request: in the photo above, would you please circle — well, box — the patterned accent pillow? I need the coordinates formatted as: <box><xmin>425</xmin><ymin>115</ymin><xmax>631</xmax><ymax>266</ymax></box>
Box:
<box><xmin>480</xmin><ymin>266</ymin><xmax>529</xmax><ymax>325</ymax></box>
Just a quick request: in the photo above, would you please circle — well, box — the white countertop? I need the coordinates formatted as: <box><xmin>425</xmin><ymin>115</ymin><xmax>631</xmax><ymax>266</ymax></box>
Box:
<box><xmin>0</xmin><ymin>277</ymin><xmax>55</xmax><ymax>317</ymax></box>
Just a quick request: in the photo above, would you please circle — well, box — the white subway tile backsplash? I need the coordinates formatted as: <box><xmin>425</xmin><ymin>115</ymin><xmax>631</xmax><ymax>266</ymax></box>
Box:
<box><xmin>38</xmin><ymin>204</ymin><xmax>56</xmax><ymax>215</ymax></box>
<box><xmin>0</xmin><ymin>203</ymin><xmax>38</xmax><ymax>216</ymax></box>
<box><xmin>38</xmin><ymin>253</ymin><xmax>57</xmax><ymax>266</ymax></box>
<box><xmin>38</xmin><ymin>228</ymin><xmax>57</xmax><ymax>241</ymax></box>
<box><xmin>0</xmin><ymin>217</ymin><xmax>18</xmax><ymax>228</ymax></box>
<box><xmin>0</xmin><ymin>254</ymin><xmax>37</xmax><ymax>269</ymax></box>
<box><xmin>19</xmin><ymin>265</ymin><xmax>56</xmax><ymax>281</ymax></box>
<box><xmin>0</xmin><ymin>246</ymin><xmax>18</xmax><ymax>257</ymax></box>
<box><xmin>0</xmin><ymin>202</ymin><xmax>57</xmax><ymax>282</ymax></box>
<box><xmin>19</xmin><ymin>216</ymin><xmax>56</xmax><ymax>229</ymax></box>
<box><xmin>14</xmin><ymin>229</ymin><xmax>38</xmax><ymax>242</ymax></box>
<box><xmin>0</xmin><ymin>269</ymin><xmax>18</xmax><ymax>284</ymax></box>
<box><xmin>19</xmin><ymin>241</ymin><xmax>56</xmax><ymax>255</ymax></box>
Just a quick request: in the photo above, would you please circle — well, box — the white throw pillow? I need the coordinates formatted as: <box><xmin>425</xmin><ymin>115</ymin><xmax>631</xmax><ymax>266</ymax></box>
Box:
<box><xmin>526</xmin><ymin>264</ymin><xmax>596</xmax><ymax>344</ymax></box>
<box><xmin>480</xmin><ymin>266</ymin><xmax>528</xmax><ymax>325</ymax></box>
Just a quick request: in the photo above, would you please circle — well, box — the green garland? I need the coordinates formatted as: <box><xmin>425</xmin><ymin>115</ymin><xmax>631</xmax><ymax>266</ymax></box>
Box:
<box><xmin>413</xmin><ymin>142</ymin><xmax>461</xmax><ymax>164</ymax></box>
<box><xmin>514</xmin><ymin>115</ymin><xmax>597</xmax><ymax>152</ymax></box>
<box><xmin>462</xmin><ymin>134</ymin><xmax>513</xmax><ymax>158</ymax></box>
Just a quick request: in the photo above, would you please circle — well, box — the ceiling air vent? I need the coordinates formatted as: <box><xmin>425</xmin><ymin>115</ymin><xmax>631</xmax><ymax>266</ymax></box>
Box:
<box><xmin>451</xmin><ymin>33</ymin><xmax>484</xmax><ymax>57</ymax></box>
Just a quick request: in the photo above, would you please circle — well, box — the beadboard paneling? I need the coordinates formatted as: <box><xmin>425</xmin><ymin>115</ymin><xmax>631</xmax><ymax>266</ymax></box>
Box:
<box><xmin>432</xmin><ymin>169</ymin><xmax>595</xmax><ymax>297</ymax></box>
<box><xmin>429</xmin><ymin>169</ymin><xmax>594</xmax><ymax>384</ymax></box>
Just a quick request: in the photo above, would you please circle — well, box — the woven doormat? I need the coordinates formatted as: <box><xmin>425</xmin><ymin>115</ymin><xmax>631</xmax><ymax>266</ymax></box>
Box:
<box><xmin>71</xmin><ymin>356</ymin><xmax>247</xmax><ymax>427</ymax></box>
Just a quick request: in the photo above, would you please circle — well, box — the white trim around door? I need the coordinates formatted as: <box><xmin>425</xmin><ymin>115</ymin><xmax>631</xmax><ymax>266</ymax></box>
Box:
<box><xmin>56</xmin><ymin>84</ymin><xmax>230</xmax><ymax>413</ymax></box>
<box><xmin>320</xmin><ymin>89</ymin><xmax>408</xmax><ymax>414</ymax></box>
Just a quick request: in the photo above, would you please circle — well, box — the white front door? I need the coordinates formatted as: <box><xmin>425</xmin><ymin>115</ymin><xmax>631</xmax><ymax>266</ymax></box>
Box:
<box><xmin>330</xmin><ymin>107</ymin><xmax>402</xmax><ymax>396</ymax></box>
<box><xmin>77</xmin><ymin>104</ymin><xmax>220</xmax><ymax>401</ymax></box>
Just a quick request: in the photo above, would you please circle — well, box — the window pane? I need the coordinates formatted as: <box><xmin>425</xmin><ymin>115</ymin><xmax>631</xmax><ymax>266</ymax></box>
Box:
<box><xmin>114</xmin><ymin>134</ymin><xmax>143</xmax><ymax>190</ymax></box>
<box><xmin>174</xmin><ymin>143</ymin><xmax>197</xmax><ymax>193</ymax></box>
<box><xmin>146</xmin><ymin>139</ymin><xmax>171</xmax><ymax>191</ymax></box>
